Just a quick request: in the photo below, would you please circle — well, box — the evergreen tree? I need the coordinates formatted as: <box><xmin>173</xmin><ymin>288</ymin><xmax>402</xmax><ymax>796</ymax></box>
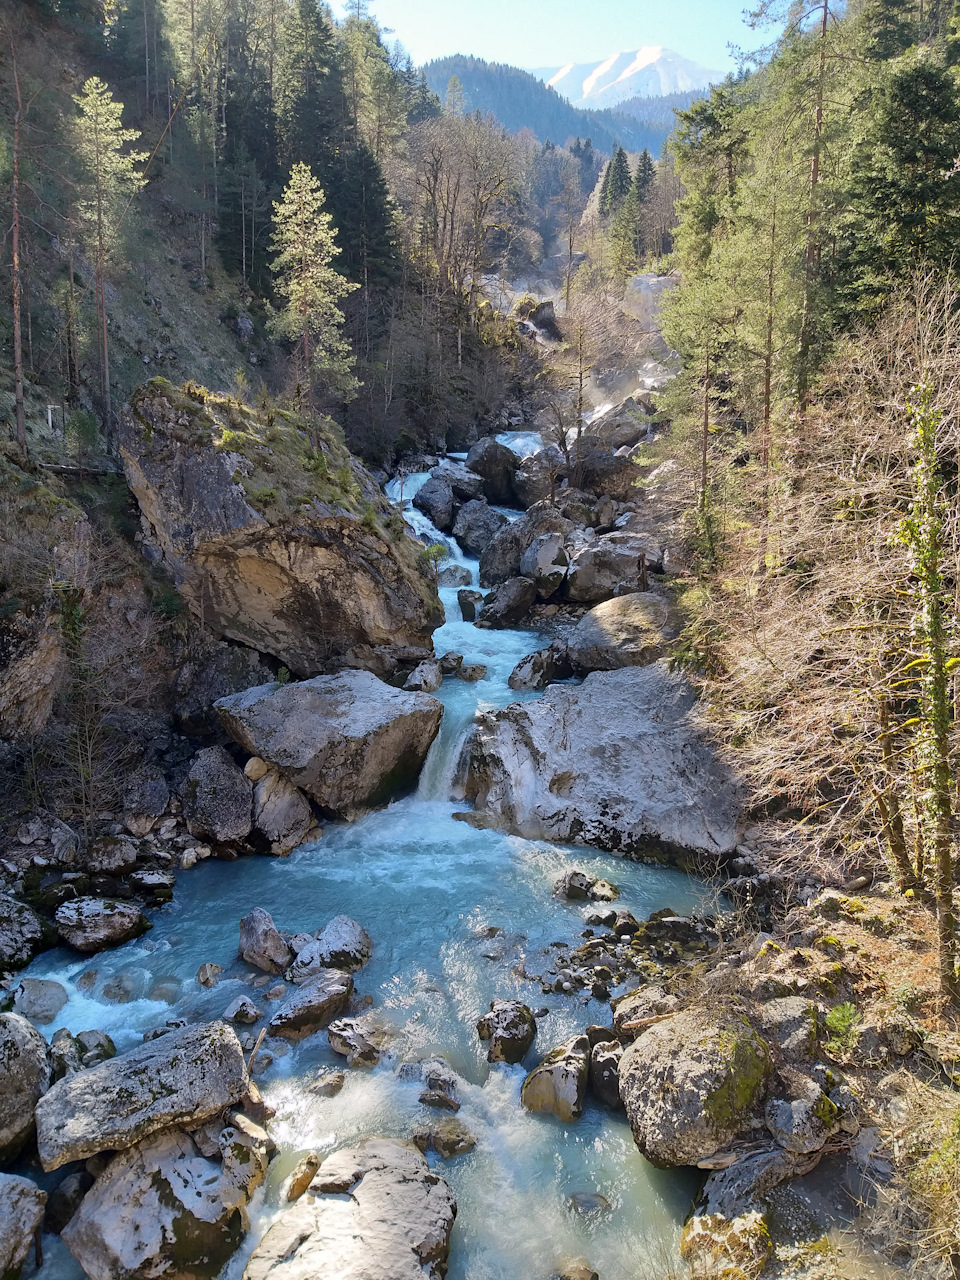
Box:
<box><xmin>274</xmin><ymin>0</ymin><xmax>343</xmax><ymax>178</ymax></box>
<box><xmin>444</xmin><ymin>73</ymin><xmax>466</xmax><ymax>115</ymax></box>
<box><xmin>859</xmin><ymin>0</ymin><xmax>916</xmax><ymax>58</ymax></box>
<box><xmin>600</xmin><ymin>145</ymin><xmax>631</xmax><ymax>215</ymax></box>
<box><xmin>72</xmin><ymin>77</ymin><xmax>146</xmax><ymax>437</ymax></box>
<box><xmin>269</xmin><ymin>162</ymin><xmax>359</xmax><ymax>404</ymax></box>
<box><xmin>633</xmin><ymin>148</ymin><xmax>656</xmax><ymax>201</ymax></box>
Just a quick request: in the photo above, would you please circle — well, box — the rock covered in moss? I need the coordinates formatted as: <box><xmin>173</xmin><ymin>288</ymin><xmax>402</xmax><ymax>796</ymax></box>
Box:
<box><xmin>476</xmin><ymin>999</ymin><xmax>537</xmax><ymax>1064</ymax></box>
<box><xmin>764</xmin><ymin>1067</ymin><xmax>839</xmax><ymax>1154</ymax></box>
<box><xmin>216</xmin><ymin>671</ymin><xmax>442</xmax><ymax>821</ymax></box>
<box><xmin>35</xmin><ymin>1021</ymin><xmax>248</xmax><ymax>1171</ymax></box>
<box><xmin>0</xmin><ymin>1013</ymin><xmax>51</xmax><ymax>1165</ymax></box>
<box><xmin>120</xmin><ymin>380</ymin><xmax>440</xmax><ymax>676</ymax></box>
<box><xmin>243</xmin><ymin>1138</ymin><xmax>456</xmax><ymax>1280</ymax></box>
<box><xmin>619</xmin><ymin>1008</ymin><xmax>770</xmax><ymax>1167</ymax></box>
<box><xmin>521</xmin><ymin>1035</ymin><xmax>590</xmax><ymax>1122</ymax></box>
<box><xmin>54</xmin><ymin>898</ymin><xmax>151</xmax><ymax>954</ymax></box>
<box><xmin>62</xmin><ymin>1120</ymin><xmax>268</xmax><ymax>1280</ymax></box>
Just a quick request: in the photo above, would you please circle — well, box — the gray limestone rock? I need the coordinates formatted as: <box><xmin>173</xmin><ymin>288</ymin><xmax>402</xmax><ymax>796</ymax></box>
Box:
<box><xmin>519</xmin><ymin>532</ymin><xmax>569</xmax><ymax>599</ymax></box>
<box><xmin>122</xmin><ymin>763</ymin><xmax>170</xmax><ymax>835</ymax></box>
<box><xmin>216</xmin><ymin>670</ymin><xmax>443</xmax><ymax>821</ymax></box>
<box><xmin>243</xmin><ymin>1138</ymin><xmax>456</xmax><ymax>1280</ymax></box>
<box><xmin>0</xmin><ymin>1014</ymin><xmax>51</xmax><ymax>1165</ymax></box>
<box><xmin>0</xmin><ymin>895</ymin><xmax>44</xmax><ymax>969</ymax></box>
<box><xmin>34</xmin><ymin>1020</ymin><xmax>248</xmax><ymax>1171</ymax></box>
<box><xmin>413</xmin><ymin>475</ymin><xmax>455</xmax><ymax>532</ymax></box>
<box><xmin>404</xmin><ymin>660</ymin><xmax>443</xmax><ymax>693</ymax></box>
<box><xmin>521</xmin><ymin>1034</ymin><xmax>591</xmax><ymax>1122</ymax></box>
<box><xmin>239</xmin><ymin>907</ymin><xmax>294</xmax><ymax>975</ymax></box>
<box><xmin>184</xmin><ymin>745</ymin><xmax>253</xmax><ymax>845</ymax></box>
<box><xmin>476</xmin><ymin>999</ymin><xmax>536</xmax><ymax>1064</ymax></box>
<box><xmin>252</xmin><ymin>767</ymin><xmax>314</xmax><ymax>856</ymax></box>
<box><xmin>566</xmin><ymin>593</ymin><xmax>674</xmax><ymax>673</ymax></box>
<box><xmin>452</xmin><ymin>500</ymin><xmax>509</xmax><ymax>558</ymax></box>
<box><xmin>465</xmin><ymin>437</ymin><xmax>520</xmax><ymax>506</ymax></box>
<box><xmin>476</xmin><ymin>577</ymin><xmax>537</xmax><ymax>628</ymax></box>
<box><xmin>54</xmin><ymin>898</ymin><xmax>151</xmax><ymax>953</ymax></box>
<box><xmin>589</xmin><ymin>1040</ymin><xmax>623</xmax><ymax>1109</ymax></box>
<box><xmin>0</xmin><ymin>1174</ymin><xmax>46</xmax><ymax>1278</ymax></box>
<box><xmin>267</xmin><ymin>970</ymin><xmax>354</xmax><ymax>1041</ymax></box>
<box><xmin>13</xmin><ymin>978</ymin><xmax>68</xmax><ymax>1025</ymax></box>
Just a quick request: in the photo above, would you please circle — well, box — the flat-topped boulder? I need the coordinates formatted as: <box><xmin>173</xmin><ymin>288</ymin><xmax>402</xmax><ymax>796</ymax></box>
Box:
<box><xmin>460</xmin><ymin>664</ymin><xmax>741</xmax><ymax>865</ymax></box>
<box><xmin>243</xmin><ymin>1138</ymin><xmax>456</xmax><ymax>1280</ymax></box>
<box><xmin>35</xmin><ymin>1020</ymin><xmax>248</xmax><ymax>1171</ymax></box>
<box><xmin>216</xmin><ymin>670</ymin><xmax>443</xmax><ymax>820</ymax></box>
<box><xmin>267</xmin><ymin>970</ymin><xmax>353</xmax><ymax>1041</ymax></box>
<box><xmin>54</xmin><ymin>898</ymin><xmax>151</xmax><ymax>953</ymax></box>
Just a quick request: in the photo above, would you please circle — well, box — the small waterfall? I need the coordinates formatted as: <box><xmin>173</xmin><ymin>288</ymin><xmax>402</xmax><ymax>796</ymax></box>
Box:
<box><xmin>416</xmin><ymin>715</ymin><xmax>471</xmax><ymax>801</ymax></box>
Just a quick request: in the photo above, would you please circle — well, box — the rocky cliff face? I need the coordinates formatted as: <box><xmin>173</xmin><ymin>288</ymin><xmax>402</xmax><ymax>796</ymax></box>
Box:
<box><xmin>120</xmin><ymin>381</ymin><xmax>441</xmax><ymax>676</ymax></box>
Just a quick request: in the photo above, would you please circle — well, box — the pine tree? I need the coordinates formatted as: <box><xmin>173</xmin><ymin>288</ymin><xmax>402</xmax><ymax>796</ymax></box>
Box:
<box><xmin>634</xmin><ymin>149</ymin><xmax>656</xmax><ymax>202</ymax></box>
<box><xmin>274</xmin><ymin>0</ymin><xmax>343</xmax><ymax>177</ymax></box>
<box><xmin>600</xmin><ymin>145</ymin><xmax>632</xmax><ymax>215</ymax></box>
<box><xmin>859</xmin><ymin>0</ymin><xmax>916</xmax><ymax>58</ymax></box>
<box><xmin>72</xmin><ymin>77</ymin><xmax>146</xmax><ymax>440</ymax></box>
<box><xmin>444</xmin><ymin>74</ymin><xmax>466</xmax><ymax>115</ymax></box>
<box><xmin>269</xmin><ymin>162</ymin><xmax>359</xmax><ymax>405</ymax></box>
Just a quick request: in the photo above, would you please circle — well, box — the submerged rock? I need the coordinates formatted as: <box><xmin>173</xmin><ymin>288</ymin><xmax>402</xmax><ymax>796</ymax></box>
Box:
<box><xmin>412</xmin><ymin>1117</ymin><xmax>475</xmax><ymax>1159</ymax></box>
<box><xmin>62</xmin><ymin>1120</ymin><xmax>268</xmax><ymax>1280</ymax></box>
<box><xmin>476</xmin><ymin>999</ymin><xmax>537</xmax><ymax>1064</ymax></box>
<box><xmin>521</xmin><ymin>1034</ymin><xmax>590</xmax><ymax>1122</ymax></box>
<box><xmin>216</xmin><ymin>670</ymin><xmax>443</xmax><ymax>821</ymax></box>
<box><xmin>618</xmin><ymin>1008</ymin><xmax>770</xmax><ymax>1168</ymax></box>
<box><xmin>54</xmin><ymin>898</ymin><xmax>151</xmax><ymax>953</ymax></box>
<box><xmin>0</xmin><ymin>1013</ymin><xmax>51</xmax><ymax>1165</ymax></box>
<box><xmin>0</xmin><ymin>1174</ymin><xmax>46</xmax><ymax>1278</ymax></box>
<box><xmin>35</xmin><ymin>1020</ymin><xmax>248</xmax><ymax>1171</ymax></box>
<box><xmin>243</xmin><ymin>1138</ymin><xmax>456</xmax><ymax>1280</ymax></box>
<box><xmin>461</xmin><ymin>664</ymin><xmax>741</xmax><ymax>864</ymax></box>
<box><xmin>120</xmin><ymin>380</ymin><xmax>439</xmax><ymax>676</ymax></box>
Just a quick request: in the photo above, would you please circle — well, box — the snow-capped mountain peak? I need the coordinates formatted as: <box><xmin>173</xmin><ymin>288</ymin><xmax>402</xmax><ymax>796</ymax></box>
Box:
<box><xmin>534</xmin><ymin>48</ymin><xmax>719</xmax><ymax>108</ymax></box>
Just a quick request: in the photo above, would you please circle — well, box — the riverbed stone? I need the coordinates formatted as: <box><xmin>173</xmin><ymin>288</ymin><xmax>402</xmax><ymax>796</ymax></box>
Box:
<box><xmin>452</xmin><ymin>500</ymin><xmax>509</xmax><ymax>557</ymax></box>
<box><xmin>438</xmin><ymin>564</ymin><xmax>473</xmax><ymax>588</ymax></box>
<box><xmin>267</xmin><ymin>969</ymin><xmax>353</xmax><ymax>1041</ymax></box>
<box><xmin>519</xmin><ymin>532</ymin><xmax>569</xmax><ymax>599</ymax></box>
<box><xmin>243</xmin><ymin>1138</ymin><xmax>456</xmax><ymax>1280</ymax></box>
<box><xmin>565</xmin><ymin>533</ymin><xmax>658</xmax><ymax>604</ymax></box>
<box><xmin>589</xmin><ymin>1039</ymin><xmax>623</xmax><ymax>1109</ymax></box>
<box><xmin>476</xmin><ymin>576</ymin><xmax>537</xmax><ymax>628</ymax></box>
<box><xmin>34</xmin><ymin>1020</ymin><xmax>248</xmax><ymax>1171</ymax></box>
<box><xmin>566</xmin><ymin>593</ymin><xmax>673</xmax><ymax>673</ymax></box>
<box><xmin>461</xmin><ymin>664</ymin><xmax>741</xmax><ymax>864</ymax></box>
<box><xmin>0</xmin><ymin>894</ymin><xmax>44</xmax><ymax>969</ymax></box>
<box><xmin>0</xmin><ymin>1174</ymin><xmax>46</xmax><ymax>1278</ymax></box>
<box><xmin>412</xmin><ymin>1117</ymin><xmax>475</xmax><ymax>1159</ymax></box>
<box><xmin>239</xmin><ymin>907</ymin><xmax>294</xmax><ymax>975</ymax></box>
<box><xmin>327</xmin><ymin>1017</ymin><xmax>381</xmax><ymax>1067</ymax></box>
<box><xmin>404</xmin><ymin>660</ymin><xmax>443</xmax><ymax>693</ymax></box>
<box><xmin>0</xmin><ymin>1014</ymin><xmax>51</xmax><ymax>1165</ymax></box>
<box><xmin>466</xmin><ymin>437</ymin><xmax>520</xmax><ymax>506</ymax></box>
<box><xmin>314</xmin><ymin>915</ymin><xmax>372</xmax><ymax>971</ymax></box>
<box><xmin>476</xmin><ymin>999</ymin><xmax>537</xmax><ymax>1064</ymax></box>
<box><xmin>478</xmin><ymin>504</ymin><xmax>577</xmax><ymax>586</ymax></box>
<box><xmin>457</xmin><ymin>589</ymin><xmax>484</xmax><ymax>621</ymax></box>
<box><xmin>13</xmin><ymin>977</ymin><xmax>68</xmax><ymax>1024</ymax></box>
<box><xmin>62</xmin><ymin>1121</ymin><xmax>268</xmax><ymax>1280</ymax></box>
<box><xmin>252</xmin><ymin>767</ymin><xmax>314</xmax><ymax>856</ymax></box>
<box><xmin>413</xmin><ymin>475</ymin><xmax>455</xmax><ymax>531</ymax></box>
<box><xmin>457</xmin><ymin>662</ymin><xmax>487</xmax><ymax>681</ymax></box>
<box><xmin>216</xmin><ymin>670</ymin><xmax>443</xmax><ymax>821</ymax></box>
<box><xmin>224</xmin><ymin>996</ymin><xmax>261</xmax><ymax>1025</ymax></box>
<box><xmin>122</xmin><ymin>763</ymin><xmax>170</xmax><ymax>836</ymax></box>
<box><xmin>521</xmin><ymin>1034</ymin><xmax>590</xmax><ymax>1122</ymax></box>
<box><xmin>54</xmin><ymin>897</ymin><xmax>151</xmax><ymax>953</ymax></box>
<box><xmin>619</xmin><ymin>1008</ymin><xmax>771</xmax><ymax>1167</ymax></box>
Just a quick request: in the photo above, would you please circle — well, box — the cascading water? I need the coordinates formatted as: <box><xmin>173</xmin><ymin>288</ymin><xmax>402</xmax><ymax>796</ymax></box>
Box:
<box><xmin>22</xmin><ymin>473</ymin><xmax>706</xmax><ymax>1280</ymax></box>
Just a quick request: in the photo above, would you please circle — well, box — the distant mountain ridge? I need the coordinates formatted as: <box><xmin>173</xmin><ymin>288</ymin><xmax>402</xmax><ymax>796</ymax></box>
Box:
<box><xmin>534</xmin><ymin>48</ymin><xmax>720</xmax><ymax>109</ymax></box>
<box><xmin>423</xmin><ymin>55</ymin><xmax>700</xmax><ymax>157</ymax></box>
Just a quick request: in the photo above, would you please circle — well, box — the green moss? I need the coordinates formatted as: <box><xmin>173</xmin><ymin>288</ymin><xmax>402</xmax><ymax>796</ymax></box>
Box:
<box><xmin>703</xmin><ymin>1022</ymin><xmax>770</xmax><ymax>1132</ymax></box>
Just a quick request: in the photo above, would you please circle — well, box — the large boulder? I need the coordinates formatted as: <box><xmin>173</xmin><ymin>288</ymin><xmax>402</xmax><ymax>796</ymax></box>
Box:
<box><xmin>513</xmin><ymin>445</ymin><xmax>567</xmax><ymax>509</ymax></box>
<box><xmin>122</xmin><ymin>763</ymin><xmax>170</xmax><ymax>836</ymax></box>
<box><xmin>478</xmin><ymin>504</ymin><xmax>576</xmax><ymax>587</ymax></box>
<box><xmin>0</xmin><ymin>1014</ymin><xmax>51</xmax><ymax>1165</ymax></box>
<box><xmin>0</xmin><ymin>1174</ymin><xmax>46</xmax><ymax>1278</ymax></box>
<box><xmin>0</xmin><ymin>894</ymin><xmax>44</xmax><ymax>969</ymax></box>
<box><xmin>519</xmin><ymin>532</ymin><xmax>569</xmax><ymax>599</ymax></box>
<box><xmin>476</xmin><ymin>1000</ymin><xmax>536</xmax><ymax>1064</ymax></box>
<box><xmin>216</xmin><ymin>670</ymin><xmax>443</xmax><ymax>821</ymax></box>
<box><xmin>461</xmin><ymin>664</ymin><xmax>741</xmax><ymax>863</ymax></box>
<box><xmin>54</xmin><ymin>898</ymin><xmax>151</xmax><ymax>953</ymax></box>
<box><xmin>412</xmin><ymin>475</ymin><xmax>455</xmax><ymax>531</ymax></box>
<box><xmin>589</xmin><ymin>1040</ymin><xmax>623</xmax><ymax>1109</ymax></box>
<box><xmin>13</xmin><ymin>978</ymin><xmax>68</xmax><ymax>1025</ymax></box>
<box><xmin>521</xmin><ymin>1035</ymin><xmax>590</xmax><ymax>1122</ymax></box>
<box><xmin>35</xmin><ymin>1021</ymin><xmax>248</xmax><ymax>1171</ymax></box>
<box><xmin>507</xmin><ymin>643</ymin><xmax>573</xmax><ymax>692</ymax></box>
<box><xmin>62</xmin><ymin>1120</ymin><xmax>268</xmax><ymax>1280</ymax></box>
<box><xmin>432</xmin><ymin>459</ymin><xmax>485</xmax><ymax>502</ymax></box>
<box><xmin>267</xmin><ymin>970</ymin><xmax>353</xmax><ymax>1041</ymax></box>
<box><xmin>251</xmin><ymin>765</ymin><xmax>314</xmax><ymax>856</ymax></box>
<box><xmin>286</xmin><ymin>916</ymin><xmax>372</xmax><ymax>983</ymax></box>
<box><xmin>618</xmin><ymin>1009</ymin><xmax>771</xmax><ymax>1167</ymax></box>
<box><xmin>576</xmin><ymin>449</ymin><xmax>642</xmax><ymax>502</ymax></box>
<box><xmin>184</xmin><ymin>745</ymin><xmax>253</xmax><ymax>844</ymax></box>
<box><xmin>466</xmin><ymin>437</ymin><xmax>520</xmax><ymax>506</ymax></box>
<box><xmin>764</xmin><ymin>1068</ymin><xmax>839</xmax><ymax>1155</ymax></box>
<box><xmin>566</xmin><ymin>533</ymin><xmax>660</xmax><ymax>604</ymax></box>
<box><xmin>120</xmin><ymin>380</ymin><xmax>439</xmax><ymax>677</ymax></box>
<box><xmin>452</xmin><ymin>500</ymin><xmax>508</xmax><ymax>557</ymax></box>
<box><xmin>239</xmin><ymin>907</ymin><xmax>294</xmax><ymax>975</ymax></box>
<box><xmin>243</xmin><ymin>1138</ymin><xmax>456</xmax><ymax>1280</ymax></box>
<box><xmin>476</xmin><ymin>577</ymin><xmax>537</xmax><ymax>629</ymax></box>
<box><xmin>566</xmin><ymin>593</ymin><xmax>674</xmax><ymax>674</ymax></box>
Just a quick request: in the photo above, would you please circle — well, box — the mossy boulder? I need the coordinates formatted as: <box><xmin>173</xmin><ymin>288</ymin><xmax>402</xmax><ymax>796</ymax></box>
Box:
<box><xmin>619</xmin><ymin>1008</ymin><xmax>770</xmax><ymax>1167</ymax></box>
<box><xmin>680</xmin><ymin>1210</ymin><xmax>772</xmax><ymax>1280</ymax></box>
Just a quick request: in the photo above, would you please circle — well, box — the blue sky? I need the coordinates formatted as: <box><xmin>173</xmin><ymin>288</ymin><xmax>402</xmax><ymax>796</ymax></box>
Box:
<box><xmin>331</xmin><ymin>0</ymin><xmax>762</xmax><ymax>74</ymax></box>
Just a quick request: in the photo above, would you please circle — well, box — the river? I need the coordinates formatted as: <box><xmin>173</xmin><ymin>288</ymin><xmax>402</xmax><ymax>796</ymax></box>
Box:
<box><xmin>22</xmin><ymin>467</ymin><xmax>706</xmax><ymax>1280</ymax></box>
